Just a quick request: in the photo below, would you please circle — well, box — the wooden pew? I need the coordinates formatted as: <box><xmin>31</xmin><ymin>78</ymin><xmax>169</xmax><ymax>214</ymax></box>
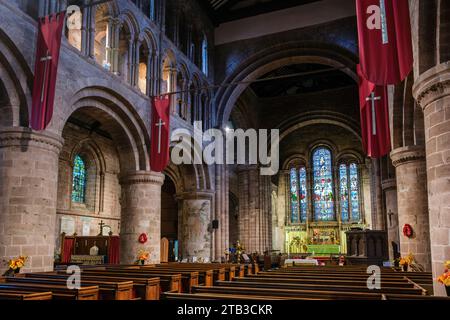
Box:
<box><xmin>16</xmin><ymin>273</ymin><xmax>134</xmax><ymax>300</ymax></box>
<box><xmin>79</xmin><ymin>269</ymin><xmax>182</xmax><ymax>293</ymax></box>
<box><xmin>190</xmin><ymin>285</ymin><xmax>384</xmax><ymax>300</ymax></box>
<box><xmin>164</xmin><ymin>292</ymin><xmax>320</xmax><ymax>300</ymax></box>
<box><xmin>382</xmin><ymin>293</ymin><xmax>450</xmax><ymax>300</ymax></box>
<box><xmin>26</xmin><ymin>272</ymin><xmax>160</xmax><ymax>300</ymax></box>
<box><xmin>258</xmin><ymin>270</ymin><xmax>428</xmax><ymax>282</ymax></box>
<box><xmin>103</xmin><ymin>267</ymin><xmax>198</xmax><ymax>292</ymax></box>
<box><xmin>214</xmin><ymin>279</ymin><xmax>424</xmax><ymax>295</ymax></box>
<box><xmin>0</xmin><ymin>281</ymin><xmax>99</xmax><ymax>300</ymax></box>
<box><xmin>161</xmin><ymin>263</ymin><xmax>233</xmax><ymax>281</ymax></box>
<box><xmin>237</xmin><ymin>275</ymin><xmax>417</xmax><ymax>289</ymax></box>
<box><xmin>0</xmin><ymin>289</ymin><xmax>52</xmax><ymax>300</ymax></box>
<box><xmin>151</xmin><ymin>265</ymin><xmax>223</xmax><ymax>283</ymax></box>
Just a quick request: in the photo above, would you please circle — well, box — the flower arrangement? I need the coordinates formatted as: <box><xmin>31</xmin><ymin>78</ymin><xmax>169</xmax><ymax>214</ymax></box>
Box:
<box><xmin>2</xmin><ymin>256</ymin><xmax>28</xmax><ymax>276</ymax></box>
<box><xmin>437</xmin><ymin>261</ymin><xmax>450</xmax><ymax>287</ymax></box>
<box><xmin>135</xmin><ymin>250</ymin><xmax>149</xmax><ymax>265</ymax></box>
<box><xmin>398</xmin><ymin>253</ymin><xmax>414</xmax><ymax>271</ymax></box>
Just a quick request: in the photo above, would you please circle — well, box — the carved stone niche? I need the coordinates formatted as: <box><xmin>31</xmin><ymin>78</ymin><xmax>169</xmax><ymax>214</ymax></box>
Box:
<box><xmin>345</xmin><ymin>230</ymin><xmax>389</xmax><ymax>266</ymax></box>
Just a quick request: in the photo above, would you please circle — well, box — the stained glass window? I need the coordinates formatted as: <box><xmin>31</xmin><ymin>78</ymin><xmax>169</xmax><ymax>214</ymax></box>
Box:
<box><xmin>290</xmin><ymin>168</ymin><xmax>299</xmax><ymax>223</ymax></box>
<box><xmin>299</xmin><ymin>167</ymin><xmax>307</xmax><ymax>222</ymax></box>
<box><xmin>72</xmin><ymin>155</ymin><xmax>86</xmax><ymax>203</ymax></box>
<box><xmin>312</xmin><ymin>148</ymin><xmax>334</xmax><ymax>221</ymax></box>
<box><xmin>349</xmin><ymin>163</ymin><xmax>360</xmax><ymax>221</ymax></box>
<box><xmin>339</xmin><ymin>164</ymin><xmax>349</xmax><ymax>221</ymax></box>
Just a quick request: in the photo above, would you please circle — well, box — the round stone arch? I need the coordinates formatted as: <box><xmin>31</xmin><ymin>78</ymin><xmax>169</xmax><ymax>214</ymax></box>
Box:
<box><xmin>118</xmin><ymin>10</ymin><xmax>140</xmax><ymax>39</ymax></box>
<box><xmin>216</xmin><ymin>43</ymin><xmax>358</xmax><ymax>126</ymax></box>
<box><xmin>0</xmin><ymin>28</ymin><xmax>33</xmax><ymax>127</ymax></box>
<box><xmin>282</xmin><ymin>155</ymin><xmax>308</xmax><ymax>170</ymax></box>
<box><xmin>59</xmin><ymin>85</ymin><xmax>151</xmax><ymax>172</ymax></box>
<box><xmin>64</xmin><ymin>138</ymin><xmax>108</xmax><ymax>213</ymax></box>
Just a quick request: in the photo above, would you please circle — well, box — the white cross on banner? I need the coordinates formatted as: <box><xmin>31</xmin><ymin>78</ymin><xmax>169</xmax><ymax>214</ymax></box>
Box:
<box><xmin>366</xmin><ymin>92</ymin><xmax>381</xmax><ymax>135</ymax></box>
<box><xmin>155</xmin><ymin>118</ymin><xmax>166</xmax><ymax>154</ymax></box>
<box><xmin>40</xmin><ymin>50</ymin><xmax>52</xmax><ymax>103</ymax></box>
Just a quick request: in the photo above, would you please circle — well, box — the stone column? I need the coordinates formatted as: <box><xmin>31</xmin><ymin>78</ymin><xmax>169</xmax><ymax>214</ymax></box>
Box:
<box><xmin>0</xmin><ymin>128</ymin><xmax>63</xmax><ymax>273</ymax></box>
<box><xmin>237</xmin><ymin>165</ymin><xmax>266</xmax><ymax>253</ymax></box>
<box><xmin>178</xmin><ymin>191</ymin><xmax>214</xmax><ymax>260</ymax></box>
<box><xmin>119</xmin><ymin>171</ymin><xmax>165</xmax><ymax>264</ymax></box>
<box><xmin>391</xmin><ymin>146</ymin><xmax>431</xmax><ymax>271</ymax></box>
<box><xmin>381</xmin><ymin>178</ymin><xmax>400</xmax><ymax>260</ymax></box>
<box><xmin>413</xmin><ymin>62</ymin><xmax>450</xmax><ymax>296</ymax></box>
<box><xmin>371</xmin><ymin>159</ymin><xmax>385</xmax><ymax>230</ymax></box>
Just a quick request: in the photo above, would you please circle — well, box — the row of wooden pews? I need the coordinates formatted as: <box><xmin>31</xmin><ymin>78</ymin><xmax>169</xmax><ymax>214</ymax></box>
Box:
<box><xmin>2</xmin><ymin>263</ymin><xmax>449</xmax><ymax>300</ymax></box>
<box><xmin>163</xmin><ymin>264</ymin><xmax>450</xmax><ymax>300</ymax></box>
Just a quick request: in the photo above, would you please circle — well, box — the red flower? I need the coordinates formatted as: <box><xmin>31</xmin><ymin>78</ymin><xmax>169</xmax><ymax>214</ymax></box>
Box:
<box><xmin>403</xmin><ymin>224</ymin><xmax>413</xmax><ymax>238</ymax></box>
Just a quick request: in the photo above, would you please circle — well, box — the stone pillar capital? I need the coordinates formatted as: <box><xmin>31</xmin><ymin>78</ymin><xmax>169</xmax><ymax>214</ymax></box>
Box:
<box><xmin>390</xmin><ymin>146</ymin><xmax>425</xmax><ymax>168</ymax></box>
<box><xmin>119</xmin><ymin>170</ymin><xmax>165</xmax><ymax>186</ymax></box>
<box><xmin>413</xmin><ymin>61</ymin><xmax>450</xmax><ymax>110</ymax></box>
<box><xmin>0</xmin><ymin>127</ymin><xmax>64</xmax><ymax>154</ymax></box>
<box><xmin>381</xmin><ymin>178</ymin><xmax>396</xmax><ymax>191</ymax></box>
<box><xmin>176</xmin><ymin>190</ymin><xmax>215</xmax><ymax>201</ymax></box>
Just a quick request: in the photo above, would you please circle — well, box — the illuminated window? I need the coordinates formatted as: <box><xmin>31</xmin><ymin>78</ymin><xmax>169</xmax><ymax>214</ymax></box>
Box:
<box><xmin>312</xmin><ymin>148</ymin><xmax>334</xmax><ymax>221</ymax></box>
<box><xmin>290</xmin><ymin>166</ymin><xmax>307</xmax><ymax>223</ymax></box>
<box><xmin>339</xmin><ymin>162</ymin><xmax>361</xmax><ymax>222</ymax></box>
<box><xmin>71</xmin><ymin>155</ymin><xmax>86</xmax><ymax>203</ymax></box>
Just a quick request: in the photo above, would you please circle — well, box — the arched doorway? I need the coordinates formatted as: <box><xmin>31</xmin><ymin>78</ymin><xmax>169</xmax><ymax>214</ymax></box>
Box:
<box><xmin>161</xmin><ymin>175</ymin><xmax>179</xmax><ymax>261</ymax></box>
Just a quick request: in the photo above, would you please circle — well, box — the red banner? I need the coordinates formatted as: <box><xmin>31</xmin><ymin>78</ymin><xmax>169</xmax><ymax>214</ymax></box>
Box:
<box><xmin>150</xmin><ymin>95</ymin><xmax>171</xmax><ymax>172</ymax></box>
<box><xmin>30</xmin><ymin>12</ymin><xmax>65</xmax><ymax>130</ymax></box>
<box><xmin>356</xmin><ymin>0</ymin><xmax>413</xmax><ymax>85</ymax></box>
<box><xmin>358</xmin><ymin>65</ymin><xmax>391</xmax><ymax>158</ymax></box>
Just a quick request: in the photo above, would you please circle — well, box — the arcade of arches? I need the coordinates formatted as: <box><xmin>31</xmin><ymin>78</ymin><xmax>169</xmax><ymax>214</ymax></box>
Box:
<box><xmin>0</xmin><ymin>0</ymin><xmax>449</xmax><ymax>296</ymax></box>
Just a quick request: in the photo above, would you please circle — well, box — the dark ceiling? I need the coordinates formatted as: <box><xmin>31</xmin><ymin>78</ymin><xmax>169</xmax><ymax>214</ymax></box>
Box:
<box><xmin>201</xmin><ymin>0</ymin><xmax>321</xmax><ymax>25</ymax></box>
<box><xmin>250</xmin><ymin>64</ymin><xmax>356</xmax><ymax>98</ymax></box>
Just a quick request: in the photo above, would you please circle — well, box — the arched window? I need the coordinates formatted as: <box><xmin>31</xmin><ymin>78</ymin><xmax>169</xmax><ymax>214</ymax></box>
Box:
<box><xmin>339</xmin><ymin>164</ymin><xmax>349</xmax><ymax>221</ymax></box>
<box><xmin>312</xmin><ymin>147</ymin><xmax>334</xmax><ymax>221</ymax></box>
<box><xmin>349</xmin><ymin>163</ymin><xmax>360</xmax><ymax>221</ymax></box>
<box><xmin>289</xmin><ymin>167</ymin><xmax>300</xmax><ymax>224</ymax></box>
<box><xmin>289</xmin><ymin>165</ymin><xmax>307</xmax><ymax>223</ymax></box>
<box><xmin>339</xmin><ymin>162</ymin><xmax>361</xmax><ymax>222</ymax></box>
<box><xmin>72</xmin><ymin>155</ymin><xmax>87</xmax><ymax>203</ymax></box>
<box><xmin>201</xmin><ymin>37</ymin><xmax>208</xmax><ymax>75</ymax></box>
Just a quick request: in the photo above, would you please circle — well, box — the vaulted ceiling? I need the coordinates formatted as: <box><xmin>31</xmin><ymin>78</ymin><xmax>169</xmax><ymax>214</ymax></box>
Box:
<box><xmin>201</xmin><ymin>0</ymin><xmax>321</xmax><ymax>24</ymax></box>
<box><xmin>250</xmin><ymin>64</ymin><xmax>356</xmax><ymax>98</ymax></box>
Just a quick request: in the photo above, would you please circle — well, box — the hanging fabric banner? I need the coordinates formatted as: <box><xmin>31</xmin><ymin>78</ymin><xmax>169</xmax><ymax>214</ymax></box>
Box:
<box><xmin>358</xmin><ymin>64</ymin><xmax>391</xmax><ymax>158</ymax></box>
<box><xmin>30</xmin><ymin>12</ymin><xmax>66</xmax><ymax>130</ymax></box>
<box><xmin>356</xmin><ymin>0</ymin><xmax>413</xmax><ymax>85</ymax></box>
<box><xmin>150</xmin><ymin>95</ymin><xmax>171</xmax><ymax>172</ymax></box>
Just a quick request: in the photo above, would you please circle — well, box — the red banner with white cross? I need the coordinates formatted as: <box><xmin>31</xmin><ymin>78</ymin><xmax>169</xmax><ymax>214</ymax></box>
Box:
<box><xmin>150</xmin><ymin>95</ymin><xmax>171</xmax><ymax>172</ymax></box>
<box><xmin>30</xmin><ymin>12</ymin><xmax>65</xmax><ymax>130</ymax></box>
<box><xmin>358</xmin><ymin>64</ymin><xmax>391</xmax><ymax>158</ymax></box>
<box><xmin>356</xmin><ymin>0</ymin><xmax>413</xmax><ymax>85</ymax></box>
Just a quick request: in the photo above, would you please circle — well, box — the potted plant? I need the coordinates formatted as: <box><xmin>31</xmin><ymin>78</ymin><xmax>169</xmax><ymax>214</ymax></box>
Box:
<box><xmin>437</xmin><ymin>261</ymin><xmax>450</xmax><ymax>296</ymax></box>
<box><xmin>399</xmin><ymin>253</ymin><xmax>414</xmax><ymax>271</ymax></box>
<box><xmin>2</xmin><ymin>256</ymin><xmax>28</xmax><ymax>277</ymax></box>
<box><xmin>135</xmin><ymin>250</ymin><xmax>149</xmax><ymax>265</ymax></box>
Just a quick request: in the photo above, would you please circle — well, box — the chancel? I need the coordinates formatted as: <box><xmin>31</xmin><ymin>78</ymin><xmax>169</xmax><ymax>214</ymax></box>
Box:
<box><xmin>0</xmin><ymin>0</ymin><xmax>449</xmax><ymax>302</ymax></box>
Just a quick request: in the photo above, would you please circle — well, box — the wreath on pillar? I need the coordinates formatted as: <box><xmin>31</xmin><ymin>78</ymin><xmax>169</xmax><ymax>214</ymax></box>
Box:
<box><xmin>403</xmin><ymin>224</ymin><xmax>413</xmax><ymax>238</ymax></box>
<box><xmin>138</xmin><ymin>233</ymin><xmax>148</xmax><ymax>244</ymax></box>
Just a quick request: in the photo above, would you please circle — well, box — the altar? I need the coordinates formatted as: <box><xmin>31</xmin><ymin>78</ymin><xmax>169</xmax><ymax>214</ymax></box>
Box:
<box><xmin>284</xmin><ymin>258</ymin><xmax>318</xmax><ymax>266</ymax></box>
<box><xmin>70</xmin><ymin>255</ymin><xmax>105</xmax><ymax>265</ymax></box>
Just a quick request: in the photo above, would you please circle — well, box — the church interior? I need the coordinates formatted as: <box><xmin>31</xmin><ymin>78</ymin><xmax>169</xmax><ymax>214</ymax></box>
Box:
<box><xmin>0</xmin><ymin>0</ymin><xmax>449</xmax><ymax>302</ymax></box>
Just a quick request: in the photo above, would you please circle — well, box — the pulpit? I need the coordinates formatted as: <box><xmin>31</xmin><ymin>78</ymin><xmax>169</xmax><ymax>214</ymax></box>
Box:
<box><xmin>345</xmin><ymin>229</ymin><xmax>388</xmax><ymax>266</ymax></box>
